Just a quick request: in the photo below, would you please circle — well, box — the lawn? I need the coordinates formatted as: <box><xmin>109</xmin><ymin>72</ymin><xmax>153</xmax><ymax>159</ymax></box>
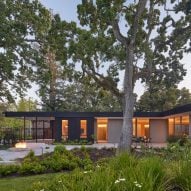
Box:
<box><xmin>0</xmin><ymin>173</ymin><xmax>62</xmax><ymax>191</ymax></box>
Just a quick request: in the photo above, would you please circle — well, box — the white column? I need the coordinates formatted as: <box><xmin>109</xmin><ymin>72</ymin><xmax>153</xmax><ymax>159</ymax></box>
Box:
<box><xmin>189</xmin><ymin>114</ymin><xmax>191</xmax><ymax>138</ymax></box>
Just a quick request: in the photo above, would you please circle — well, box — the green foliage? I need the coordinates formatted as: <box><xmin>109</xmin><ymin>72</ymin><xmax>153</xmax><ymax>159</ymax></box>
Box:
<box><xmin>136</xmin><ymin>87</ymin><xmax>191</xmax><ymax>112</ymax></box>
<box><xmin>54</xmin><ymin>145</ymin><xmax>67</xmax><ymax>154</ymax></box>
<box><xmin>0</xmin><ymin>165</ymin><xmax>20</xmax><ymax>177</ymax></box>
<box><xmin>30</xmin><ymin>153</ymin><xmax>169</xmax><ymax>191</ymax></box>
<box><xmin>0</xmin><ymin>0</ymin><xmax>51</xmax><ymax>102</ymax></box>
<box><xmin>19</xmin><ymin>150</ymin><xmax>46</xmax><ymax>175</ymax></box>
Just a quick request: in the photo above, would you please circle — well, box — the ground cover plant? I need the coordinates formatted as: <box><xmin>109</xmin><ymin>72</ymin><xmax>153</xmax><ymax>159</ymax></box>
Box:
<box><xmin>1</xmin><ymin>142</ymin><xmax>191</xmax><ymax>190</ymax></box>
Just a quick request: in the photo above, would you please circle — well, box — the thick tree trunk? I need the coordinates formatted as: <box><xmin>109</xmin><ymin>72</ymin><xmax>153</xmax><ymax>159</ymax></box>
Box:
<box><xmin>118</xmin><ymin>47</ymin><xmax>135</xmax><ymax>152</ymax></box>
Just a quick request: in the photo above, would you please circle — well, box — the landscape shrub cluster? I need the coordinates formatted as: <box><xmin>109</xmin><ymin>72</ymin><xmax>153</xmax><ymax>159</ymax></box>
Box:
<box><xmin>0</xmin><ymin>145</ymin><xmax>93</xmax><ymax>177</ymax></box>
<box><xmin>29</xmin><ymin>141</ymin><xmax>191</xmax><ymax>191</ymax></box>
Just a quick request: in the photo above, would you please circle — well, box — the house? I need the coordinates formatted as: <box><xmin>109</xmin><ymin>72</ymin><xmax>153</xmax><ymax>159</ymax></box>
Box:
<box><xmin>4</xmin><ymin>104</ymin><xmax>191</xmax><ymax>143</ymax></box>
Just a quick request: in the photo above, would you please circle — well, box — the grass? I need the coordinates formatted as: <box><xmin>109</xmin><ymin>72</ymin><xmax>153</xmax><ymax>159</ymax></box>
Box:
<box><xmin>0</xmin><ymin>172</ymin><xmax>62</xmax><ymax>191</ymax></box>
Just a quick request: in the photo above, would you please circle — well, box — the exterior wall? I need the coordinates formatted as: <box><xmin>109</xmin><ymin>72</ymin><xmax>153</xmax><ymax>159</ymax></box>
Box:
<box><xmin>149</xmin><ymin>119</ymin><xmax>168</xmax><ymax>143</ymax></box>
<box><xmin>108</xmin><ymin>119</ymin><xmax>123</xmax><ymax>143</ymax></box>
<box><xmin>55</xmin><ymin>117</ymin><xmax>94</xmax><ymax>142</ymax></box>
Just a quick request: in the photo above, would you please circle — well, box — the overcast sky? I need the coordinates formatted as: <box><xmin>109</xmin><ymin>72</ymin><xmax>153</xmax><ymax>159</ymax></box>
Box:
<box><xmin>28</xmin><ymin>0</ymin><xmax>191</xmax><ymax>100</ymax></box>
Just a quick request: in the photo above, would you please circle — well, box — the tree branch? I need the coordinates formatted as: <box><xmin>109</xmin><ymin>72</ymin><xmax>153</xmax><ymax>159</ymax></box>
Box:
<box><xmin>112</xmin><ymin>19</ymin><xmax>127</xmax><ymax>45</ymax></box>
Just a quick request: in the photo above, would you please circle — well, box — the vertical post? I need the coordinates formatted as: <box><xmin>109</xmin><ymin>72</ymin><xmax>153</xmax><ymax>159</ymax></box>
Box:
<box><xmin>43</xmin><ymin>120</ymin><xmax>45</xmax><ymax>140</ymax></box>
<box><xmin>135</xmin><ymin>118</ymin><xmax>137</xmax><ymax>138</ymax></box>
<box><xmin>189</xmin><ymin>114</ymin><xmax>191</xmax><ymax>138</ymax></box>
<box><xmin>24</xmin><ymin>116</ymin><xmax>26</xmax><ymax>141</ymax></box>
<box><xmin>51</xmin><ymin>120</ymin><xmax>54</xmax><ymax>141</ymax></box>
<box><xmin>36</xmin><ymin>116</ymin><xmax>37</xmax><ymax>143</ymax></box>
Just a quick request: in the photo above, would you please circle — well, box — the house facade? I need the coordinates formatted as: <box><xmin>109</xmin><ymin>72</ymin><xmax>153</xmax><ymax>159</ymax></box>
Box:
<box><xmin>4</xmin><ymin>104</ymin><xmax>191</xmax><ymax>143</ymax></box>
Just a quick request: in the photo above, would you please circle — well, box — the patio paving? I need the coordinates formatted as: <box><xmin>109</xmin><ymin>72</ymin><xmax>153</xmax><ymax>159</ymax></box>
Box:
<box><xmin>0</xmin><ymin>142</ymin><xmax>167</xmax><ymax>163</ymax></box>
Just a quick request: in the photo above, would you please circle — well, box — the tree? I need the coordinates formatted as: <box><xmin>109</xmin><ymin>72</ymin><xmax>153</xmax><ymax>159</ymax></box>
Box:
<box><xmin>71</xmin><ymin>0</ymin><xmax>190</xmax><ymax>151</ymax></box>
<box><xmin>136</xmin><ymin>87</ymin><xmax>191</xmax><ymax>112</ymax></box>
<box><xmin>0</xmin><ymin>0</ymin><xmax>51</xmax><ymax>102</ymax></box>
<box><xmin>34</xmin><ymin>14</ymin><xmax>76</xmax><ymax>111</ymax></box>
<box><xmin>56</xmin><ymin>78</ymin><xmax>122</xmax><ymax>112</ymax></box>
<box><xmin>0</xmin><ymin>98</ymin><xmax>37</xmax><ymax>129</ymax></box>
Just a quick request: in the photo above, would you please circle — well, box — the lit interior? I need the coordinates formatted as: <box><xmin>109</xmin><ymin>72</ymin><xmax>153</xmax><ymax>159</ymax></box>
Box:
<box><xmin>62</xmin><ymin>120</ymin><xmax>68</xmax><ymax>140</ymax></box>
<box><xmin>97</xmin><ymin>118</ymin><xmax>108</xmax><ymax>142</ymax></box>
<box><xmin>136</xmin><ymin>118</ymin><xmax>150</xmax><ymax>137</ymax></box>
<box><xmin>80</xmin><ymin>120</ymin><xmax>87</xmax><ymax>138</ymax></box>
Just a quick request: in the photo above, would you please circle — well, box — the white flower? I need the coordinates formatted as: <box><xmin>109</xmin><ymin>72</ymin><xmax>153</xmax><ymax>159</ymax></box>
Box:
<box><xmin>58</xmin><ymin>180</ymin><xmax>62</xmax><ymax>183</ymax></box>
<box><xmin>115</xmin><ymin>178</ymin><xmax>126</xmax><ymax>184</ymax></box>
<box><xmin>134</xmin><ymin>181</ymin><xmax>142</xmax><ymax>188</ymax></box>
<box><xmin>84</xmin><ymin>170</ymin><xmax>92</xmax><ymax>174</ymax></box>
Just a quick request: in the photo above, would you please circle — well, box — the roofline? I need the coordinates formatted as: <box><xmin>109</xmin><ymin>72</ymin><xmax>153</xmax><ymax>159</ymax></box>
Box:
<box><xmin>3</xmin><ymin>103</ymin><xmax>191</xmax><ymax>118</ymax></box>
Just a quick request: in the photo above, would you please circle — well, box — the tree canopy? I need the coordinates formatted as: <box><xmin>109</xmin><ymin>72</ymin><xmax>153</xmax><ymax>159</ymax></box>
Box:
<box><xmin>0</xmin><ymin>0</ymin><xmax>51</xmax><ymax>102</ymax></box>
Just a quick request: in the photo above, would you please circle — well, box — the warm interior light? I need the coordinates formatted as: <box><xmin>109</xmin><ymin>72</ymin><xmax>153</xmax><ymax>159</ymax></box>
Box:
<box><xmin>15</xmin><ymin>142</ymin><xmax>27</xmax><ymax>149</ymax></box>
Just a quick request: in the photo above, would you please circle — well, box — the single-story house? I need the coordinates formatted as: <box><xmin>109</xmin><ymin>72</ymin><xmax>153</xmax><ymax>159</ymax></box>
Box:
<box><xmin>4</xmin><ymin>104</ymin><xmax>191</xmax><ymax>143</ymax></box>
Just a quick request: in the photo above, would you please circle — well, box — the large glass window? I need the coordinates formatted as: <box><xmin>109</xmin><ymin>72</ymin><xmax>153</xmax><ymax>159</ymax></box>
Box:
<box><xmin>169</xmin><ymin>115</ymin><xmax>189</xmax><ymax>136</ymax></box>
<box><xmin>62</xmin><ymin>120</ymin><xmax>68</xmax><ymax>140</ymax></box>
<box><xmin>168</xmin><ymin>118</ymin><xmax>174</xmax><ymax>136</ymax></box>
<box><xmin>181</xmin><ymin>116</ymin><xmax>189</xmax><ymax>135</ymax></box>
<box><xmin>97</xmin><ymin>118</ymin><xmax>108</xmax><ymax>142</ymax></box>
<box><xmin>136</xmin><ymin>118</ymin><xmax>150</xmax><ymax>138</ymax></box>
<box><xmin>80</xmin><ymin>120</ymin><xmax>87</xmax><ymax>138</ymax></box>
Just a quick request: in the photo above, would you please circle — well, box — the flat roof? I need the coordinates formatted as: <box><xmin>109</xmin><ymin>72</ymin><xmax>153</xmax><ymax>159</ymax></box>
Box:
<box><xmin>3</xmin><ymin>103</ymin><xmax>191</xmax><ymax>118</ymax></box>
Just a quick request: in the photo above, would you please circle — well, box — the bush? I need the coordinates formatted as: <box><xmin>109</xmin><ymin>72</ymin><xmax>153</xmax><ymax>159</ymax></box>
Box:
<box><xmin>19</xmin><ymin>162</ymin><xmax>46</xmax><ymax>175</ymax></box>
<box><xmin>31</xmin><ymin>153</ymin><xmax>170</xmax><ymax>191</ymax></box>
<box><xmin>0</xmin><ymin>164</ymin><xmax>20</xmax><ymax>177</ymax></box>
<box><xmin>54</xmin><ymin>145</ymin><xmax>67</xmax><ymax>154</ymax></box>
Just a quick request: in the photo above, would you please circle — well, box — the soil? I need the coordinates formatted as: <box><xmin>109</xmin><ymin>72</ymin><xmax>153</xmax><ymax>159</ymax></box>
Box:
<box><xmin>72</xmin><ymin>147</ymin><xmax>116</xmax><ymax>162</ymax></box>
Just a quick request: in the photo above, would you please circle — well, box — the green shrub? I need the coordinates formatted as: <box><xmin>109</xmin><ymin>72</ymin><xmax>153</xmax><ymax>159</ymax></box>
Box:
<box><xmin>19</xmin><ymin>162</ymin><xmax>46</xmax><ymax>175</ymax></box>
<box><xmin>0</xmin><ymin>164</ymin><xmax>20</xmax><ymax>176</ymax></box>
<box><xmin>54</xmin><ymin>145</ymin><xmax>67</xmax><ymax>154</ymax></box>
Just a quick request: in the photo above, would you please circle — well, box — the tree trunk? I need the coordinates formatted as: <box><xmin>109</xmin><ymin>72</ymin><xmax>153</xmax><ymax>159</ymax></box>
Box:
<box><xmin>118</xmin><ymin>47</ymin><xmax>135</xmax><ymax>152</ymax></box>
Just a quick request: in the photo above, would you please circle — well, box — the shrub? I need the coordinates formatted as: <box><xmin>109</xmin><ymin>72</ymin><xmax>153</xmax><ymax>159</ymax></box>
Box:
<box><xmin>54</xmin><ymin>145</ymin><xmax>67</xmax><ymax>154</ymax></box>
<box><xmin>19</xmin><ymin>162</ymin><xmax>46</xmax><ymax>175</ymax></box>
<box><xmin>0</xmin><ymin>164</ymin><xmax>20</xmax><ymax>176</ymax></box>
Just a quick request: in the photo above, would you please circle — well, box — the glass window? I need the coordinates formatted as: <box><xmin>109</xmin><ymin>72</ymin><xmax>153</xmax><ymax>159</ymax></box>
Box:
<box><xmin>137</xmin><ymin>118</ymin><xmax>150</xmax><ymax>138</ymax></box>
<box><xmin>168</xmin><ymin>118</ymin><xmax>174</xmax><ymax>136</ymax></box>
<box><xmin>80</xmin><ymin>120</ymin><xmax>87</xmax><ymax>138</ymax></box>
<box><xmin>175</xmin><ymin>117</ymin><xmax>181</xmax><ymax>136</ymax></box>
<box><xmin>62</xmin><ymin>120</ymin><xmax>68</xmax><ymax>140</ymax></box>
<box><xmin>181</xmin><ymin>116</ymin><xmax>189</xmax><ymax>135</ymax></box>
<box><xmin>97</xmin><ymin>118</ymin><xmax>108</xmax><ymax>142</ymax></box>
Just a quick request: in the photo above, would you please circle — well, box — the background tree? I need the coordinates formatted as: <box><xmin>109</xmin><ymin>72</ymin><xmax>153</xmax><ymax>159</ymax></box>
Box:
<box><xmin>0</xmin><ymin>0</ymin><xmax>51</xmax><ymax>102</ymax></box>
<box><xmin>57</xmin><ymin>77</ymin><xmax>121</xmax><ymax>112</ymax></box>
<box><xmin>35</xmin><ymin>14</ymin><xmax>76</xmax><ymax>111</ymax></box>
<box><xmin>0</xmin><ymin>98</ymin><xmax>37</xmax><ymax>129</ymax></box>
<box><xmin>136</xmin><ymin>87</ymin><xmax>191</xmax><ymax>112</ymax></box>
<box><xmin>72</xmin><ymin>0</ymin><xmax>190</xmax><ymax>151</ymax></box>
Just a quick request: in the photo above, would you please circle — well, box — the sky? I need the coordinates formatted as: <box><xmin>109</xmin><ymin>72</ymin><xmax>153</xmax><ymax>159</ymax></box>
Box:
<box><xmin>28</xmin><ymin>0</ymin><xmax>191</xmax><ymax>100</ymax></box>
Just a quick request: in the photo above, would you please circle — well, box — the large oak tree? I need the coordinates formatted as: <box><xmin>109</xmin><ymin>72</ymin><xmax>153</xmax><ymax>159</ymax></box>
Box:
<box><xmin>69</xmin><ymin>0</ymin><xmax>191</xmax><ymax>151</ymax></box>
